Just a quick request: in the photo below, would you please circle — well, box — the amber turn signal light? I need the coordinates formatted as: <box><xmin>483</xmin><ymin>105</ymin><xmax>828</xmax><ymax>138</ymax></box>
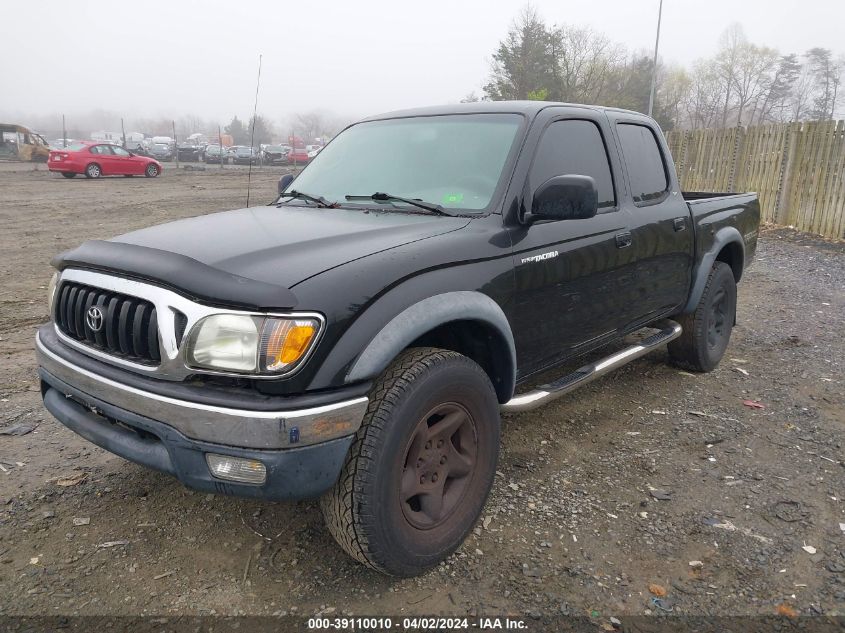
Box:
<box><xmin>262</xmin><ymin>319</ymin><xmax>318</xmax><ymax>372</ymax></box>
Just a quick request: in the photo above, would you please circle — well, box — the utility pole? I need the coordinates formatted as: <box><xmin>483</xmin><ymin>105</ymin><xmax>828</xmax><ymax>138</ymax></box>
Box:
<box><xmin>218</xmin><ymin>125</ymin><xmax>223</xmax><ymax>170</ymax></box>
<box><xmin>121</xmin><ymin>118</ymin><xmax>126</xmax><ymax>148</ymax></box>
<box><xmin>172</xmin><ymin>120</ymin><xmax>179</xmax><ymax>168</ymax></box>
<box><xmin>62</xmin><ymin>114</ymin><xmax>67</xmax><ymax>148</ymax></box>
<box><xmin>647</xmin><ymin>0</ymin><xmax>664</xmax><ymax>118</ymax></box>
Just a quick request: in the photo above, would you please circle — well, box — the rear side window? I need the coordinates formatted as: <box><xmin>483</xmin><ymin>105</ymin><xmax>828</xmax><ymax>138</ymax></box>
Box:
<box><xmin>530</xmin><ymin>120</ymin><xmax>616</xmax><ymax>210</ymax></box>
<box><xmin>616</xmin><ymin>123</ymin><xmax>669</xmax><ymax>203</ymax></box>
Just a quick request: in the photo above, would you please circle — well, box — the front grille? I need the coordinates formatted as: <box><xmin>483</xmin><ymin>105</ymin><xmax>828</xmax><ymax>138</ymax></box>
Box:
<box><xmin>55</xmin><ymin>281</ymin><xmax>161</xmax><ymax>365</ymax></box>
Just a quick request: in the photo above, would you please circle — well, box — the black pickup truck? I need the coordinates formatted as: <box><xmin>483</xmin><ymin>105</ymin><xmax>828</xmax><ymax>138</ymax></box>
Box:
<box><xmin>36</xmin><ymin>102</ymin><xmax>759</xmax><ymax>577</ymax></box>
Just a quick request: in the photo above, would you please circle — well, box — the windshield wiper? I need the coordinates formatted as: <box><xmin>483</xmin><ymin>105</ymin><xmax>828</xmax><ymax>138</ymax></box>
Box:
<box><xmin>345</xmin><ymin>192</ymin><xmax>457</xmax><ymax>216</ymax></box>
<box><xmin>276</xmin><ymin>190</ymin><xmax>337</xmax><ymax>208</ymax></box>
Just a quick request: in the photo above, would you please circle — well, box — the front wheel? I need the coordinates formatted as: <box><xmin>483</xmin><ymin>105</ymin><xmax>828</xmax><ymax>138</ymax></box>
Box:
<box><xmin>145</xmin><ymin>164</ymin><xmax>159</xmax><ymax>178</ymax></box>
<box><xmin>668</xmin><ymin>261</ymin><xmax>737</xmax><ymax>372</ymax></box>
<box><xmin>84</xmin><ymin>163</ymin><xmax>101</xmax><ymax>179</ymax></box>
<box><xmin>321</xmin><ymin>347</ymin><xmax>500</xmax><ymax>577</ymax></box>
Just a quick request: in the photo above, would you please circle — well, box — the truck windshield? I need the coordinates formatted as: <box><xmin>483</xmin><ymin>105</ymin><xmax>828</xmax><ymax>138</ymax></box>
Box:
<box><xmin>289</xmin><ymin>114</ymin><xmax>522</xmax><ymax>212</ymax></box>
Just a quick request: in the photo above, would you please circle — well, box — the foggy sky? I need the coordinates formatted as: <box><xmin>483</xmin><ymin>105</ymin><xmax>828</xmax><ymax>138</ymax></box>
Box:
<box><xmin>2</xmin><ymin>0</ymin><xmax>842</xmax><ymax>127</ymax></box>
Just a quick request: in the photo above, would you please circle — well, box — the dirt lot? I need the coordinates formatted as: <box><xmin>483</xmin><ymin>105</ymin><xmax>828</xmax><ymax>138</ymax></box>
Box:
<box><xmin>0</xmin><ymin>163</ymin><xmax>844</xmax><ymax>622</ymax></box>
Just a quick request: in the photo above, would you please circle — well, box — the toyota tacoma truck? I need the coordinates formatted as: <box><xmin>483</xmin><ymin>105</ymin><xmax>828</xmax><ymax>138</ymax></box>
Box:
<box><xmin>36</xmin><ymin>102</ymin><xmax>760</xmax><ymax>577</ymax></box>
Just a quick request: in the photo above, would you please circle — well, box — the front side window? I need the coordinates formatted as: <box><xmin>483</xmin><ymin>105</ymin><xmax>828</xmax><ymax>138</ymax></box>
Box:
<box><xmin>112</xmin><ymin>146</ymin><xmax>130</xmax><ymax>157</ymax></box>
<box><xmin>289</xmin><ymin>114</ymin><xmax>523</xmax><ymax>212</ymax></box>
<box><xmin>616</xmin><ymin>123</ymin><xmax>669</xmax><ymax>204</ymax></box>
<box><xmin>529</xmin><ymin>119</ymin><xmax>616</xmax><ymax>210</ymax></box>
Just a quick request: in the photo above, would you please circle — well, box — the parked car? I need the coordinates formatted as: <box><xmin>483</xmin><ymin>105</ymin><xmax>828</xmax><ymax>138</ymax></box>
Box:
<box><xmin>262</xmin><ymin>144</ymin><xmax>289</xmax><ymax>165</ymax></box>
<box><xmin>49</xmin><ymin>138</ymin><xmax>76</xmax><ymax>149</ymax></box>
<box><xmin>177</xmin><ymin>143</ymin><xmax>201</xmax><ymax>162</ymax></box>
<box><xmin>124</xmin><ymin>141</ymin><xmax>149</xmax><ymax>157</ymax></box>
<box><xmin>232</xmin><ymin>146</ymin><xmax>258</xmax><ymax>165</ymax></box>
<box><xmin>48</xmin><ymin>141</ymin><xmax>161</xmax><ymax>178</ymax></box>
<box><xmin>287</xmin><ymin>147</ymin><xmax>309</xmax><ymax>164</ymax></box>
<box><xmin>203</xmin><ymin>144</ymin><xmax>228</xmax><ymax>164</ymax></box>
<box><xmin>307</xmin><ymin>147</ymin><xmax>321</xmax><ymax>160</ymax></box>
<box><xmin>149</xmin><ymin>143</ymin><xmax>173</xmax><ymax>162</ymax></box>
<box><xmin>36</xmin><ymin>102</ymin><xmax>759</xmax><ymax>577</ymax></box>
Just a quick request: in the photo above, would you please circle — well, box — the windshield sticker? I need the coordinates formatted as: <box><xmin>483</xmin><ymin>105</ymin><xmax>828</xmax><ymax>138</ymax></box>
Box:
<box><xmin>443</xmin><ymin>193</ymin><xmax>464</xmax><ymax>204</ymax></box>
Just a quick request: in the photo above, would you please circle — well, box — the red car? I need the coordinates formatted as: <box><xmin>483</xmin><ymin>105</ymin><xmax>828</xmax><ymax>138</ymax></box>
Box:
<box><xmin>48</xmin><ymin>142</ymin><xmax>162</xmax><ymax>179</ymax></box>
<box><xmin>287</xmin><ymin>147</ymin><xmax>310</xmax><ymax>164</ymax></box>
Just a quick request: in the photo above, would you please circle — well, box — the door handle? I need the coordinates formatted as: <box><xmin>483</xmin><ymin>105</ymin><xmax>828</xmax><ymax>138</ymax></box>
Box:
<box><xmin>673</xmin><ymin>217</ymin><xmax>687</xmax><ymax>231</ymax></box>
<box><xmin>615</xmin><ymin>232</ymin><xmax>632</xmax><ymax>248</ymax></box>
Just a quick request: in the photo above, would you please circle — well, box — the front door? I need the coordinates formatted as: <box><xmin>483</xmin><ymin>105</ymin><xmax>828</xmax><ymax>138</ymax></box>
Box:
<box><xmin>108</xmin><ymin>145</ymin><xmax>137</xmax><ymax>174</ymax></box>
<box><xmin>508</xmin><ymin>111</ymin><xmax>633</xmax><ymax>377</ymax></box>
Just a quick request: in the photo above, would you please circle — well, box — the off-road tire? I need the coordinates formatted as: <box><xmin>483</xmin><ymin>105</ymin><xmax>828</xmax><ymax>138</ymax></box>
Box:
<box><xmin>61</xmin><ymin>172</ymin><xmax>76</xmax><ymax>179</ymax></box>
<box><xmin>321</xmin><ymin>347</ymin><xmax>500</xmax><ymax>577</ymax></box>
<box><xmin>668</xmin><ymin>261</ymin><xmax>737</xmax><ymax>372</ymax></box>
<box><xmin>84</xmin><ymin>163</ymin><xmax>101</xmax><ymax>179</ymax></box>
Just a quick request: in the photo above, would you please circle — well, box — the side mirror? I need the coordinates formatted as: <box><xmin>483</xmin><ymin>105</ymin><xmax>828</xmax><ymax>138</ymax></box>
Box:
<box><xmin>277</xmin><ymin>173</ymin><xmax>295</xmax><ymax>195</ymax></box>
<box><xmin>526</xmin><ymin>175</ymin><xmax>599</xmax><ymax>223</ymax></box>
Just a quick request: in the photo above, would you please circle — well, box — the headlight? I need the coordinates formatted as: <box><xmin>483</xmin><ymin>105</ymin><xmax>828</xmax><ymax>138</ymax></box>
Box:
<box><xmin>47</xmin><ymin>272</ymin><xmax>58</xmax><ymax>317</ymax></box>
<box><xmin>185</xmin><ymin>314</ymin><xmax>320</xmax><ymax>375</ymax></box>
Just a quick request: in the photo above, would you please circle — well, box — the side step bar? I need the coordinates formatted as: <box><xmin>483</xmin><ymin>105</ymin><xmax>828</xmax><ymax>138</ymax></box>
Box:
<box><xmin>501</xmin><ymin>319</ymin><xmax>683</xmax><ymax>413</ymax></box>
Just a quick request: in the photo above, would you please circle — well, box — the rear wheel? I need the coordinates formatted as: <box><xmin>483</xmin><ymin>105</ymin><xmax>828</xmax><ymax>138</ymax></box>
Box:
<box><xmin>321</xmin><ymin>347</ymin><xmax>500</xmax><ymax>577</ymax></box>
<box><xmin>145</xmin><ymin>164</ymin><xmax>159</xmax><ymax>178</ymax></box>
<box><xmin>668</xmin><ymin>261</ymin><xmax>737</xmax><ymax>372</ymax></box>
<box><xmin>84</xmin><ymin>163</ymin><xmax>101</xmax><ymax>179</ymax></box>
<box><xmin>61</xmin><ymin>172</ymin><xmax>76</xmax><ymax>179</ymax></box>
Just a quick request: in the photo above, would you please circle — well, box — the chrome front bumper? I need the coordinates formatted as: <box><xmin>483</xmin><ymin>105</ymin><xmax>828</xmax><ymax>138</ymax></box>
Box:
<box><xmin>36</xmin><ymin>332</ymin><xmax>368</xmax><ymax>450</ymax></box>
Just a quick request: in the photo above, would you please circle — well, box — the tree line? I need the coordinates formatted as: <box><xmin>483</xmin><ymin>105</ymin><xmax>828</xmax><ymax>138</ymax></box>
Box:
<box><xmin>476</xmin><ymin>6</ymin><xmax>844</xmax><ymax>130</ymax></box>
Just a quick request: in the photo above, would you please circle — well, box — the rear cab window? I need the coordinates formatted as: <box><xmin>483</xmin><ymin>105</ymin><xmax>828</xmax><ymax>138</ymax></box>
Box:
<box><xmin>616</xmin><ymin>123</ymin><xmax>669</xmax><ymax>205</ymax></box>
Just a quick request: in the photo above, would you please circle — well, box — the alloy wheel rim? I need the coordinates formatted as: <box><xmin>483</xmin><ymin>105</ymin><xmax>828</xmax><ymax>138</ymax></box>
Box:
<box><xmin>400</xmin><ymin>402</ymin><xmax>478</xmax><ymax>530</ymax></box>
<box><xmin>707</xmin><ymin>287</ymin><xmax>727</xmax><ymax>349</ymax></box>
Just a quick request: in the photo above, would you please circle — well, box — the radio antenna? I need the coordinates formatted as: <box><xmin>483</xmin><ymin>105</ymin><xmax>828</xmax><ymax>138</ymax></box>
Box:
<box><xmin>246</xmin><ymin>54</ymin><xmax>263</xmax><ymax>208</ymax></box>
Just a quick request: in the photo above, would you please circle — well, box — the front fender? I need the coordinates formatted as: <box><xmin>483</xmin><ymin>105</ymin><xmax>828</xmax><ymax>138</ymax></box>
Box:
<box><xmin>683</xmin><ymin>226</ymin><xmax>744</xmax><ymax>313</ymax></box>
<box><xmin>345</xmin><ymin>291</ymin><xmax>516</xmax><ymax>402</ymax></box>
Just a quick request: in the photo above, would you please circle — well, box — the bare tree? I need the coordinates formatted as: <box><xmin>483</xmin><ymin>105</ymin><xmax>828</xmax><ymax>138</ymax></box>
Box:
<box><xmin>683</xmin><ymin>61</ymin><xmax>725</xmax><ymax>129</ymax></box>
<box><xmin>552</xmin><ymin>25</ymin><xmax>626</xmax><ymax>103</ymax></box>
<box><xmin>658</xmin><ymin>67</ymin><xmax>693</xmax><ymax>129</ymax></box>
<box><xmin>732</xmin><ymin>44</ymin><xmax>779</xmax><ymax>125</ymax></box>
<box><xmin>714</xmin><ymin>24</ymin><xmax>747</xmax><ymax>126</ymax></box>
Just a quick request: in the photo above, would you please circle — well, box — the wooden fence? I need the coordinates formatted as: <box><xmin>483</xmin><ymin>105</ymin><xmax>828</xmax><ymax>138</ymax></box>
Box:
<box><xmin>665</xmin><ymin>121</ymin><xmax>845</xmax><ymax>240</ymax></box>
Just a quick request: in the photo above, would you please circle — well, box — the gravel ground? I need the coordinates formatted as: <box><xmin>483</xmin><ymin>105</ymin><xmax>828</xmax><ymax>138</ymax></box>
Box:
<box><xmin>0</xmin><ymin>163</ymin><xmax>843</xmax><ymax>623</ymax></box>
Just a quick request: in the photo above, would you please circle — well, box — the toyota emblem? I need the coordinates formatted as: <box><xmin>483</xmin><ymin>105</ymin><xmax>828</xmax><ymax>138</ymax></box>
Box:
<box><xmin>86</xmin><ymin>306</ymin><xmax>104</xmax><ymax>332</ymax></box>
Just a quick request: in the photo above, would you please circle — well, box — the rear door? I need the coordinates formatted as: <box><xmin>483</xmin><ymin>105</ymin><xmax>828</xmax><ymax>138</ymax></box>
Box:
<box><xmin>507</xmin><ymin>107</ymin><xmax>633</xmax><ymax>376</ymax></box>
<box><xmin>606</xmin><ymin>114</ymin><xmax>694</xmax><ymax>323</ymax></box>
<box><xmin>90</xmin><ymin>144</ymin><xmax>117</xmax><ymax>174</ymax></box>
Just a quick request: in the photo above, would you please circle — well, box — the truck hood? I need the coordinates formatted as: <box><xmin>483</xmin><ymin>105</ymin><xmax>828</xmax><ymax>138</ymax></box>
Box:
<box><xmin>53</xmin><ymin>206</ymin><xmax>470</xmax><ymax>309</ymax></box>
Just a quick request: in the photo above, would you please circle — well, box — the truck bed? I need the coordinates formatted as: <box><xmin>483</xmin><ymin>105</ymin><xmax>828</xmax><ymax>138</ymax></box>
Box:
<box><xmin>682</xmin><ymin>191</ymin><xmax>736</xmax><ymax>201</ymax></box>
<box><xmin>681</xmin><ymin>191</ymin><xmax>761</xmax><ymax>313</ymax></box>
